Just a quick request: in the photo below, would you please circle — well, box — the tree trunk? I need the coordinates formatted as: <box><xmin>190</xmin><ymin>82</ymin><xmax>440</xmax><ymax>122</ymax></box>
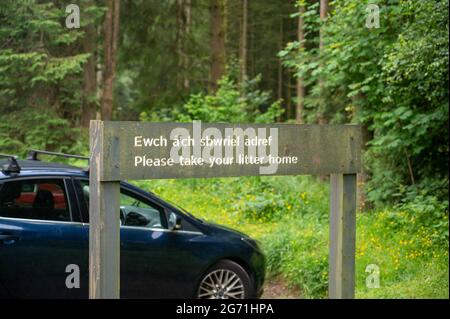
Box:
<box><xmin>320</xmin><ymin>0</ymin><xmax>329</xmax><ymax>44</ymax></box>
<box><xmin>353</xmin><ymin>93</ymin><xmax>373</xmax><ymax>212</ymax></box>
<box><xmin>249</xmin><ymin>6</ymin><xmax>255</xmax><ymax>80</ymax></box>
<box><xmin>277</xmin><ymin>14</ymin><xmax>283</xmax><ymax>101</ymax></box>
<box><xmin>176</xmin><ymin>0</ymin><xmax>192</xmax><ymax>90</ymax></box>
<box><xmin>81</xmin><ymin>20</ymin><xmax>97</xmax><ymax>128</ymax></box>
<box><xmin>357</xmin><ymin>124</ymin><xmax>372</xmax><ymax>211</ymax></box>
<box><xmin>296</xmin><ymin>4</ymin><xmax>305</xmax><ymax>124</ymax></box>
<box><xmin>176</xmin><ymin>0</ymin><xmax>182</xmax><ymax>90</ymax></box>
<box><xmin>101</xmin><ymin>0</ymin><xmax>120</xmax><ymax>121</ymax></box>
<box><xmin>287</xmin><ymin>69</ymin><xmax>293</xmax><ymax>119</ymax></box>
<box><xmin>209</xmin><ymin>0</ymin><xmax>226</xmax><ymax>91</ymax></box>
<box><xmin>318</xmin><ymin>0</ymin><xmax>328</xmax><ymax>124</ymax></box>
<box><xmin>183</xmin><ymin>0</ymin><xmax>192</xmax><ymax>90</ymax></box>
<box><xmin>317</xmin><ymin>0</ymin><xmax>329</xmax><ymax>181</ymax></box>
<box><xmin>239</xmin><ymin>0</ymin><xmax>248</xmax><ymax>84</ymax></box>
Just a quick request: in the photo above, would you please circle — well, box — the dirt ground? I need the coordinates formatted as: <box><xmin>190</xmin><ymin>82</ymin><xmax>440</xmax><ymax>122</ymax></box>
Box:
<box><xmin>261</xmin><ymin>277</ymin><xmax>302</xmax><ymax>299</ymax></box>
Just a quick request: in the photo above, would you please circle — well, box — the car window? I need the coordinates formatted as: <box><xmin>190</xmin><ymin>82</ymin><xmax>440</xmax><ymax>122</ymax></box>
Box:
<box><xmin>0</xmin><ymin>179</ymin><xmax>71</xmax><ymax>222</ymax></box>
<box><xmin>79</xmin><ymin>180</ymin><xmax>166</xmax><ymax>229</ymax></box>
<box><xmin>119</xmin><ymin>192</ymin><xmax>165</xmax><ymax>228</ymax></box>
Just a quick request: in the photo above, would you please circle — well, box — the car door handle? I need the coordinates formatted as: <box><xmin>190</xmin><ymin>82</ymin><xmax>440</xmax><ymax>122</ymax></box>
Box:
<box><xmin>0</xmin><ymin>234</ymin><xmax>19</xmax><ymax>244</ymax></box>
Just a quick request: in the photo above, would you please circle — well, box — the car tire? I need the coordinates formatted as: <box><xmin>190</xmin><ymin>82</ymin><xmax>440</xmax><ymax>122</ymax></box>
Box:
<box><xmin>197</xmin><ymin>260</ymin><xmax>253</xmax><ymax>299</ymax></box>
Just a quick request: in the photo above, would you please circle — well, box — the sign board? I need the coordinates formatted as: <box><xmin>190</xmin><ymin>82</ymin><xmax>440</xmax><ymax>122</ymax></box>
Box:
<box><xmin>89</xmin><ymin>120</ymin><xmax>362</xmax><ymax>299</ymax></box>
<box><xmin>93</xmin><ymin>121</ymin><xmax>362</xmax><ymax>181</ymax></box>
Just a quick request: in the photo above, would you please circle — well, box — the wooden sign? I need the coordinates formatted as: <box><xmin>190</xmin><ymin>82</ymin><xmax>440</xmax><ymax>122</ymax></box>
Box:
<box><xmin>89</xmin><ymin>120</ymin><xmax>363</xmax><ymax>300</ymax></box>
<box><xmin>92</xmin><ymin>121</ymin><xmax>362</xmax><ymax>181</ymax></box>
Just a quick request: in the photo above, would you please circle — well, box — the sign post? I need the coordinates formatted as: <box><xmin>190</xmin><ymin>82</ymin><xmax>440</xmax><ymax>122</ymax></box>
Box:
<box><xmin>89</xmin><ymin>120</ymin><xmax>362</xmax><ymax>299</ymax></box>
<box><xmin>329</xmin><ymin>174</ymin><xmax>357</xmax><ymax>298</ymax></box>
<box><xmin>89</xmin><ymin>121</ymin><xmax>120</xmax><ymax>299</ymax></box>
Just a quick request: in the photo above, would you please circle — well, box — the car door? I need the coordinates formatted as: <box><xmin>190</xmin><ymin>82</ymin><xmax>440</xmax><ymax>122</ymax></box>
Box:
<box><xmin>0</xmin><ymin>177</ymin><xmax>87</xmax><ymax>298</ymax></box>
<box><xmin>75</xmin><ymin>179</ymin><xmax>206</xmax><ymax>298</ymax></box>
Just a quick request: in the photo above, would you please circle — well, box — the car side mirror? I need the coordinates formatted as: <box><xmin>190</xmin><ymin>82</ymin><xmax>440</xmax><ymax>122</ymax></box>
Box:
<box><xmin>168</xmin><ymin>212</ymin><xmax>182</xmax><ymax>231</ymax></box>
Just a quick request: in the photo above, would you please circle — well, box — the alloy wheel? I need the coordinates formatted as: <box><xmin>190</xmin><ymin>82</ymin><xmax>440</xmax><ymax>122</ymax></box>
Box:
<box><xmin>198</xmin><ymin>269</ymin><xmax>245</xmax><ymax>299</ymax></box>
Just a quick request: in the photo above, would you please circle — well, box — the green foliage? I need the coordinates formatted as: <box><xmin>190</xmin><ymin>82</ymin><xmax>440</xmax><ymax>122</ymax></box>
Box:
<box><xmin>396</xmin><ymin>191</ymin><xmax>449</xmax><ymax>247</ymax></box>
<box><xmin>119</xmin><ymin>0</ymin><xmax>297</xmax><ymax>118</ymax></box>
<box><xmin>280</xmin><ymin>1</ymin><xmax>323</xmax><ymax>122</ymax></box>
<box><xmin>236</xmin><ymin>194</ymin><xmax>285</xmax><ymax>222</ymax></box>
<box><xmin>0</xmin><ymin>0</ymin><xmax>103</xmax><ymax>156</ymax></box>
<box><xmin>0</xmin><ymin>1</ymin><xmax>92</xmax><ymax>111</ymax></box>
<box><xmin>262</xmin><ymin>215</ymin><xmax>329</xmax><ymax>298</ymax></box>
<box><xmin>364</xmin><ymin>0</ymin><xmax>449</xmax><ymax>207</ymax></box>
<box><xmin>231</xmin><ymin>176</ymin><xmax>328</xmax><ymax>222</ymax></box>
<box><xmin>0</xmin><ymin>107</ymin><xmax>87</xmax><ymax>157</ymax></box>
<box><xmin>119</xmin><ymin>0</ymin><xmax>211</xmax><ymax>115</ymax></box>
<box><xmin>141</xmin><ymin>75</ymin><xmax>284</xmax><ymax>124</ymax></box>
<box><xmin>176</xmin><ymin>75</ymin><xmax>283</xmax><ymax>123</ymax></box>
<box><xmin>281</xmin><ymin>0</ymin><xmax>449</xmax><ymax>210</ymax></box>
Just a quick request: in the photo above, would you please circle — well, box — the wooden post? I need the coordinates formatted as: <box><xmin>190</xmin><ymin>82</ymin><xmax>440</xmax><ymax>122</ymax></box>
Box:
<box><xmin>89</xmin><ymin>120</ymin><xmax>121</xmax><ymax>299</ymax></box>
<box><xmin>329</xmin><ymin>173</ymin><xmax>357</xmax><ymax>299</ymax></box>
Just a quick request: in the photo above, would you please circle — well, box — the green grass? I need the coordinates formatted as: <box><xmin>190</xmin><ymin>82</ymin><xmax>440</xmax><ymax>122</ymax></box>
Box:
<box><xmin>132</xmin><ymin>176</ymin><xmax>449</xmax><ymax>299</ymax></box>
<box><xmin>355</xmin><ymin>211</ymin><xmax>449</xmax><ymax>299</ymax></box>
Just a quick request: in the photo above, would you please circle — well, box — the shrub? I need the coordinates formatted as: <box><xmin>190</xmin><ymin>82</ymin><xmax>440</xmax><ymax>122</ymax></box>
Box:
<box><xmin>174</xmin><ymin>75</ymin><xmax>283</xmax><ymax>124</ymax></box>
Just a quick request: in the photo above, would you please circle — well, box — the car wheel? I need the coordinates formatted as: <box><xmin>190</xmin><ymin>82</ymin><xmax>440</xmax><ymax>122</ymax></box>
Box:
<box><xmin>197</xmin><ymin>260</ymin><xmax>252</xmax><ymax>299</ymax></box>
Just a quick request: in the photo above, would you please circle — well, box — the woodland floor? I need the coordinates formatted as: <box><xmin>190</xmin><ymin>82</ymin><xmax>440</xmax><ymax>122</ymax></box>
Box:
<box><xmin>261</xmin><ymin>277</ymin><xmax>302</xmax><ymax>299</ymax></box>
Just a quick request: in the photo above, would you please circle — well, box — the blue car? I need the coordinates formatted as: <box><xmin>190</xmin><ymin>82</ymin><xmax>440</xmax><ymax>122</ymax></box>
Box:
<box><xmin>0</xmin><ymin>151</ymin><xmax>265</xmax><ymax>299</ymax></box>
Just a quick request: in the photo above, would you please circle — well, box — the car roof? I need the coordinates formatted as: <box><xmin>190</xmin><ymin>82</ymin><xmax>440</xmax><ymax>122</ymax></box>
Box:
<box><xmin>0</xmin><ymin>158</ymin><xmax>146</xmax><ymax>194</ymax></box>
<box><xmin>0</xmin><ymin>159</ymin><xmax>88</xmax><ymax>179</ymax></box>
